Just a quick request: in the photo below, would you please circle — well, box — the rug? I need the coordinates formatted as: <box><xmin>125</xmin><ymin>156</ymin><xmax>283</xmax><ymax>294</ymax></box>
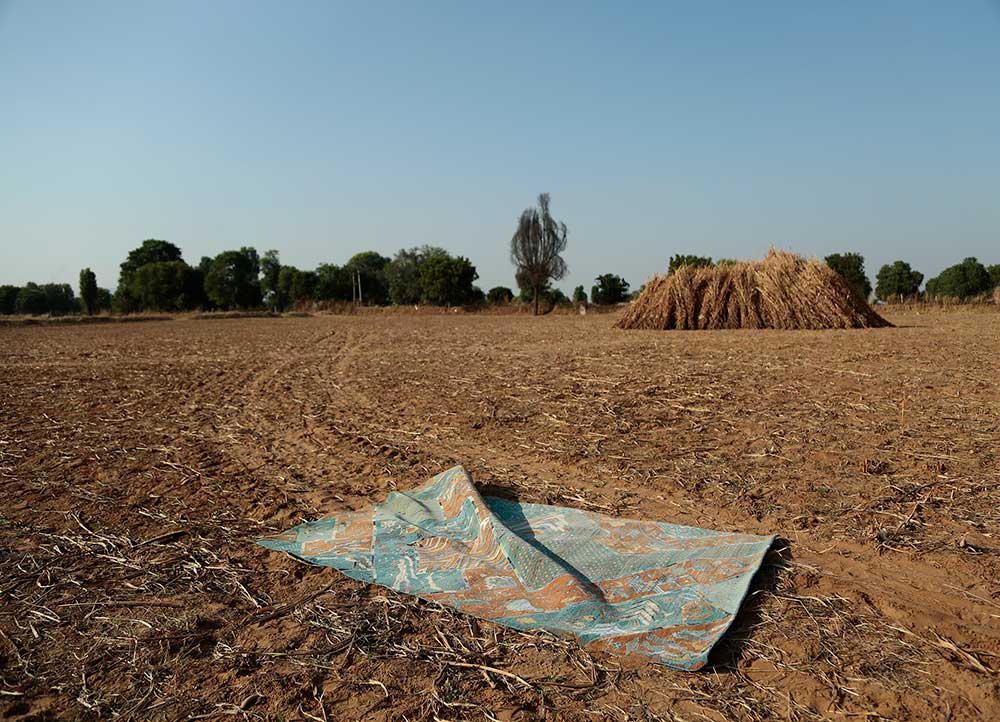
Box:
<box><xmin>258</xmin><ymin>466</ymin><xmax>774</xmax><ymax>670</ymax></box>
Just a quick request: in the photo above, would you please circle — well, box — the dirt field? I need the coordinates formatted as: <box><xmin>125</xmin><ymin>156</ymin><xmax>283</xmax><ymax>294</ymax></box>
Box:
<box><xmin>2</xmin><ymin>309</ymin><xmax>998</xmax><ymax>721</ymax></box>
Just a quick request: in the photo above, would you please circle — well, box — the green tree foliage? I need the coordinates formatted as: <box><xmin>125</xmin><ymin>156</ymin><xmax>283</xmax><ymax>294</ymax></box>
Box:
<box><xmin>925</xmin><ymin>257</ymin><xmax>991</xmax><ymax>300</ymax></box>
<box><xmin>875</xmin><ymin>261</ymin><xmax>923</xmax><ymax>302</ymax></box>
<box><xmin>79</xmin><ymin>268</ymin><xmax>98</xmax><ymax>315</ymax></box>
<box><xmin>514</xmin><ymin>271</ymin><xmax>573</xmax><ymax>309</ymax></box>
<box><xmin>42</xmin><ymin>283</ymin><xmax>77</xmax><ymax>315</ymax></box>
<box><xmin>486</xmin><ymin>286</ymin><xmax>514</xmax><ymax>305</ymax></box>
<box><xmin>386</xmin><ymin>246</ymin><xmax>449</xmax><ymax>304</ymax></box>
<box><xmin>16</xmin><ymin>284</ymin><xmax>48</xmax><ymax>315</ymax></box>
<box><xmin>204</xmin><ymin>247</ymin><xmax>262</xmax><ymax>309</ymax></box>
<box><xmin>549</xmin><ymin>288</ymin><xmax>570</xmax><ymax>305</ymax></box>
<box><xmin>419</xmin><ymin>254</ymin><xmax>479</xmax><ymax>306</ymax></box>
<box><xmin>590</xmin><ymin>274</ymin><xmax>630</xmax><ymax>305</ymax></box>
<box><xmin>131</xmin><ymin>261</ymin><xmax>204</xmax><ymax>311</ymax></box>
<box><xmin>95</xmin><ymin>288</ymin><xmax>112</xmax><ymax>312</ymax></box>
<box><xmin>825</xmin><ymin>252</ymin><xmax>872</xmax><ymax>300</ymax></box>
<box><xmin>987</xmin><ymin>264</ymin><xmax>1000</xmax><ymax>291</ymax></box>
<box><xmin>716</xmin><ymin>258</ymin><xmax>738</xmax><ymax>266</ymax></box>
<box><xmin>115</xmin><ymin>239</ymin><xmax>184</xmax><ymax>312</ymax></box>
<box><xmin>0</xmin><ymin>285</ymin><xmax>21</xmax><ymax>314</ymax></box>
<box><xmin>260</xmin><ymin>250</ymin><xmax>282</xmax><ymax>307</ymax></box>
<box><xmin>271</xmin><ymin>266</ymin><xmax>319</xmax><ymax>308</ymax></box>
<box><xmin>345</xmin><ymin>251</ymin><xmax>390</xmax><ymax>305</ymax></box>
<box><xmin>315</xmin><ymin>264</ymin><xmax>353</xmax><ymax>302</ymax></box>
<box><xmin>572</xmin><ymin>285</ymin><xmax>587</xmax><ymax>304</ymax></box>
<box><xmin>667</xmin><ymin>255</ymin><xmax>713</xmax><ymax>274</ymax></box>
<box><xmin>516</xmin><ymin>269</ymin><xmax>547</xmax><ymax>304</ymax></box>
<box><xmin>274</xmin><ymin>266</ymin><xmax>298</xmax><ymax>310</ymax></box>
<box><xmin>290</xmin><ymin>269</ymin><xmax>317</xmax><ymax>304</ymax></box>
<box><xmin>510</xmin><ymin>193</ymin><xmax>569</xmax><ymax>315</ymax></box>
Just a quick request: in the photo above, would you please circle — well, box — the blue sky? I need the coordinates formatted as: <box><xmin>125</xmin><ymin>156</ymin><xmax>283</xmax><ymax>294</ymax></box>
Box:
<box><xmin>2</xmin><ymin>1</ymin><xmax>998</xmax><ymax>294</ymax></box>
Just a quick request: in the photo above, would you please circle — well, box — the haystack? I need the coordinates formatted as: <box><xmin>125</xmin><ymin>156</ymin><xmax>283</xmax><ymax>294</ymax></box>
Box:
<box><xmin>616</xmin><ymin>250</ymin><xmax>891</xmax><ymax>330</ymax></box>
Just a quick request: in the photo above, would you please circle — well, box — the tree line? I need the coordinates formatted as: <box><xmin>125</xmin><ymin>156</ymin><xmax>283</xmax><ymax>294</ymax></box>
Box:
<box><xmin>6</xmin><ymin>193</ymin><xmax>994</xmax><ymax>316</ymax></box>
<box><xmin>3</xmin><ymin>194</ymin><xmax>629</xmax><ymax>316</ymax></box>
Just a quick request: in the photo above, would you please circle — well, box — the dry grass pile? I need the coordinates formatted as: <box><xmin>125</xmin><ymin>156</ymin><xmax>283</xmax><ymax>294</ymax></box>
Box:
<box><xmin>617</xmin><ymin>249</ymin><xmax>891</xmax><ymax>330</ymax></box>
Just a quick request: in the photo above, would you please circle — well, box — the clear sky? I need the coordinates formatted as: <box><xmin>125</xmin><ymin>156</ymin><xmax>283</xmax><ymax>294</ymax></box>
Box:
<box><xmin>2</xmin><ymin>1</ymin><xmax>998</xmax><ymax>294</ymax></box>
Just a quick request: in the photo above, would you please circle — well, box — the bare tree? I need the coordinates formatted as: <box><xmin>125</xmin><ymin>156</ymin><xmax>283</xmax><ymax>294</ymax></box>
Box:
<box><xmin>510</xmin><ymin>193</ymin><xmax>568</xmax><ymax>315</ymax></box>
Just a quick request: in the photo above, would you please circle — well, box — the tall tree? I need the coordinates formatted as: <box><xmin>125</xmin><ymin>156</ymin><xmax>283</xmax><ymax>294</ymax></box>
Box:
<box><xmin>825</xmin><ymin>252</ymin><xmax>872</xmax><ymax>301</ymax></box>
<box><xmin>115</xmin><ymin>239</ymin><xmax>183</xmax><ymax>312</ymax></box>
<box><xmin>79</xmin><ymin>268</ymin><xmax>98</xmax><ymax>315</ymax></box>
<box><xmin>510</xmin><ymin>193</ymin><xmax>568</xmax><ymax>315</ymax></box>
<box><xmin>875</xmin><ymin>261</ymin><xmax>923</xmax><ymax>302</ymax></box>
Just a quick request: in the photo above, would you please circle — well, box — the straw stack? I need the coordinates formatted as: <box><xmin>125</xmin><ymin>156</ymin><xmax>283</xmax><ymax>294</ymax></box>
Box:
<box><xmin>616</xmin><ymin>250</ymin><xmax>891</xmax><ymax>330</ymax></box>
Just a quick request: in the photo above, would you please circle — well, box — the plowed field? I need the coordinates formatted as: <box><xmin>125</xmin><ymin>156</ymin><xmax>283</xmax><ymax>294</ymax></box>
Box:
<box><xmin>2</xmin><ymin>310</ymin><xmax>998</xmax><ymax>721</ymax></box>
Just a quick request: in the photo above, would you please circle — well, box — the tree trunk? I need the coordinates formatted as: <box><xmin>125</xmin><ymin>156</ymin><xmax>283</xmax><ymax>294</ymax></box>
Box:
<box><xmin>533</xmin><ymin>287</ymin><xmax>539</xmax><ymax>316</ymax></box>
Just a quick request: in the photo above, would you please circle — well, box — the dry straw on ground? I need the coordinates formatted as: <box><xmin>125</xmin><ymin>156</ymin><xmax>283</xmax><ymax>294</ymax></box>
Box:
<box><xmin>616</xmin><ymin>250</ymin><xmax>891</xmax><ymax>330</ymax></box>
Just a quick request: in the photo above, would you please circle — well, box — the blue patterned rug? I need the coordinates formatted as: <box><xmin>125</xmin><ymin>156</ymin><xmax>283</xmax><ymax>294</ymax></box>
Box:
<box><xmin>259</xmin><ymin>466</ymin><xmax>774</xmax><ymax>670</ymax></box>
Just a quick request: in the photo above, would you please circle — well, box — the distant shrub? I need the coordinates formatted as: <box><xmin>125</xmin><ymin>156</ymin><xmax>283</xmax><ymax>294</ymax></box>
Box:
<box><xmin>987</xmin><ymin>264</ymin><xmax>1000</xmax><ymax>292</ymax></box>
<box><xmin>549</xmin><ymin>288</ymin><xmax>570</xmax><ymax>305</ymax></box>
<box><xmin>668</xmin><ymin>255</ymin><xmax>713</xmax><ymax>275</ymax></box>
<box><xmin>487</xmin><ymin>286</ymin><xmax>514</xmax><ymax>305</ymax></box>
<box><xmin>95</xmin><ymin>287</ymin><xmax>112</xmax><ymax>312</ymax></box>
<box><xmin>591</xmin><ymin>274</ymin><xmax>630</xmax><ymax>305</ymax></box>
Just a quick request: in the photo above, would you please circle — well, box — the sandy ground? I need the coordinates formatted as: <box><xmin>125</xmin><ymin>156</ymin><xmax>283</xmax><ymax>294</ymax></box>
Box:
<box><xmin>1</xmin><ymin>309</ymin><xmax>998</xmax><ymax>721</ymax></box>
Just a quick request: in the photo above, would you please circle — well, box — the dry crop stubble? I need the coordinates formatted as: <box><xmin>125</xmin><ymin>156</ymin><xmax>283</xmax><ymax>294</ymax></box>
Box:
<box><xmin>1</xmin><ymin>309</ymin><xmax>998</xmax><ymax>721</ymax></box>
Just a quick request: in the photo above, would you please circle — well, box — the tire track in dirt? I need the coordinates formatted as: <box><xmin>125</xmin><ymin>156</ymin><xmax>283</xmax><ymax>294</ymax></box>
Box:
<box><xmin>202</xmin><ymin>322</ymin><xmax>400</xmax><ymax>519</ymax></box>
